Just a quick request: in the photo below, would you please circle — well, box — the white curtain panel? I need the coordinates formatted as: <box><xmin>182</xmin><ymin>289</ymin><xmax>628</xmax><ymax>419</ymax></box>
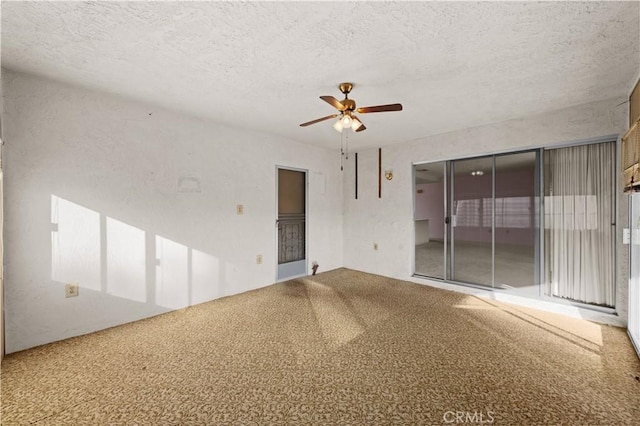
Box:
<box><xmin>545</xmin><ymin>142</ymin><xmax>615</xmax><ymax>306</ymax></box>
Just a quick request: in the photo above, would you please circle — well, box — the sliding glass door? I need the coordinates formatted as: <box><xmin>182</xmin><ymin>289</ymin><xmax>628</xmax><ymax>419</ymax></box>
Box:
<box><xmin>449</xmin><ymin>153</ymin><xmax>539</xmax><ymax>292</ymax></box>
<box><xmin>414</xmin><ymin>162</ymin><xmax>446</xmax><ymax>279</ymax></box>
<box><xmin>414</xmin><ymin>150</ymin><xmax>540</xmax><ymax>294</ymax></box>
<box><xmin>494</xmin><ymin>152</ymin><xmax>539</xmax><ymax>295</ymax></box>
<box><xmin>451</xmin><ymin>156</ymin><xmax>493</xmax><ymax>286</ymax></box>
<box><xmin>414</xmin><ymin>141</ymin><xmax>615</xmax><ymax>308</ymax></box>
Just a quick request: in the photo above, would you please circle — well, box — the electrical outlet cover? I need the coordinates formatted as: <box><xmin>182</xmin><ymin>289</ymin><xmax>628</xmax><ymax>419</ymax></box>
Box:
<box><xmin>65</xmin><ymin>283</ymin><xmax>79</xmax><ymax>298</ymax></box>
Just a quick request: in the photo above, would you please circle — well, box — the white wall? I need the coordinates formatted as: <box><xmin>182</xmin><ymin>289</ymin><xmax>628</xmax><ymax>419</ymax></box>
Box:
<box><xmin>343</xmin><ymin>97</ymin><xmax>629</xmax><ymax>324</ymax></box>
<box><xmin>2</xmin><ymin>69</ymin><xmax>343</xmax><ymax>353</ymax></box>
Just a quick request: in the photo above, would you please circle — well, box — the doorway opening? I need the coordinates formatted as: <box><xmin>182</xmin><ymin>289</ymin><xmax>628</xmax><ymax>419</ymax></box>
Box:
<box><xmin>276</xmin><ymin>167</ymin><xmax>307</xmax><ymax>281</ymax></box>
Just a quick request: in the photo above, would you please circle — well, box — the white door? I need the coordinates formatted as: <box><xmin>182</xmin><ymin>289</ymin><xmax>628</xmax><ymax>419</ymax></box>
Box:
<box><xmin>629</xmin><ymin>194</ymin><xmax>640</xmax><ymax>357</ymax></box>
<box><xmin>276</xmin><ymin>167</ymin><xmax>307</xmax><ymax>281</ymax></box>
<box><xmin>0</xmin><ymin>149</ymin><xmax>4</xmax><ymax>361</ymax></box>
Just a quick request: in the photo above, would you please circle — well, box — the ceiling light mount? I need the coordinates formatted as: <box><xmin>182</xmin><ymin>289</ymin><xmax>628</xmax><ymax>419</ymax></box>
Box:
<box><xmin>339</xmin><ymin>82</ymin><xmax>353</xmax><ymax>96</ymax></box>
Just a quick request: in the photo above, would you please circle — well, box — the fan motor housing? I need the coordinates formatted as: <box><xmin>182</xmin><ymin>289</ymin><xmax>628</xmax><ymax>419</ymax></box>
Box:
<box><xmin>341</xmin><ymin>99</ymin><xmax>356</xmax><ymax>111</ymax></box>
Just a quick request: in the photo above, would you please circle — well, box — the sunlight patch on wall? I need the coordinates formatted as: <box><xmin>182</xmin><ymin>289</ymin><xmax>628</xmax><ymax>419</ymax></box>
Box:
<box><xmin>51</xmin><ymin>195</ymin><xmax>223</xmax><ymax>310</ymax></box>
<box><xmin>51</xmin><ymin>195</ymin><xmax>100</xmax><ymax>290</ymax></box>
<box><xmin>191</xmin><ymin>249</ymin><xmax>219</xmax><ymax>305</ymax></box>
<box><xmin>107</xmin><ymin>217</ymin><xmax>146</xmax><ymax>303</ymax></box>
<box><xmin>156</xmin><ymin>235</ymin><xmax>189</xmax><ymax>309</ymax></box>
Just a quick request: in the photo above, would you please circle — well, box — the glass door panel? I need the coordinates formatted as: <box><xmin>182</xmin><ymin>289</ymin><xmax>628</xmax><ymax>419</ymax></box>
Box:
<box><xmin>494</xmin><ymin>152</ymin><xmax>539</xmax><ymax>294</ymax></box>
<box><xmin>414</xmin><ymin>162</ymin><xmax>446</xmax><ymax>279</ymax></box>
<box><xmin>451</xmin><ymin>157</ymin><xmax>493</xmax><ymax>286</ymax></box>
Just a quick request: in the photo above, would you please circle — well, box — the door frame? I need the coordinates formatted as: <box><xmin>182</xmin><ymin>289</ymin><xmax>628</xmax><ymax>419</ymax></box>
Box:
<box><xmin>275</xmin><ymin>165</ymin><xmax>308</xmax><ymax>282</ymax></box>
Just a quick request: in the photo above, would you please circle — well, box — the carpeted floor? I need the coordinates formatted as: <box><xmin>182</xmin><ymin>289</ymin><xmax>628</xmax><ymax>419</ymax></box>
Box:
<box><xmin>1</xmin><ymin>268</ymin><xmax>639</xmax><ymax>425</ymax></box>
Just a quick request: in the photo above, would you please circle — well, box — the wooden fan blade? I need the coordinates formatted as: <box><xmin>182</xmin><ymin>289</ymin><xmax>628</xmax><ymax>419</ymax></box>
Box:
<box><xmin>299</xmin><ymin>114</ymin><xmax>338</xmax><ymax>127</ymax></box>
<box><xmin>320</xmin><ymin>96</ymin><xmax>346</xmax><ymax>111</ymax></box>
<box><xmin>357</xmin><ymin>103</ymin><xmax>403</xmax><ymax>114</ymax></box>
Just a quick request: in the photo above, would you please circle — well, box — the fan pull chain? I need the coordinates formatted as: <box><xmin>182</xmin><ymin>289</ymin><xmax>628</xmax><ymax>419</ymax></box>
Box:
<box><xmin>340</xmin><ymin>130</ymin><xmax>345</xmax><ymax>171</ymax></box>
<box><xmin>345</xmin><ymin>129</ymin><xmax>349</xmax><ymax>160</ymax></box>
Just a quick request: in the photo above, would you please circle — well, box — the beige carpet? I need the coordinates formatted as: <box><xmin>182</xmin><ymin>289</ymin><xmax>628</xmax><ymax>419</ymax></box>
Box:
<box><xmin>1</xmin><ymin>268</ymin><xmax>639</xmax><ymax>425</ymax></box>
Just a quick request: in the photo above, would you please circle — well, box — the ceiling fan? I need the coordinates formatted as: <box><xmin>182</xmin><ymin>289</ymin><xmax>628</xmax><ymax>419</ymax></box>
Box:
<box><xmin>299</xmin><ymin>82</ymin><xmax>403</xmax><ymax>133</ymax></box>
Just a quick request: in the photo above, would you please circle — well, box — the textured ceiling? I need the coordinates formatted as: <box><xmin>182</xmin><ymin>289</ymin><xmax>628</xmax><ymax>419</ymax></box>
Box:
<box><xmin>2</xmin><ymin>1</ymin><xmax>639</xmax><ymax>150</ymax></box>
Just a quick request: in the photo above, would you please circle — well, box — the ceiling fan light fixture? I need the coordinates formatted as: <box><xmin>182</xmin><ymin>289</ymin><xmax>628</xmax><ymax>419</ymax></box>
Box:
<box><xmin>333</xmin><ymin>120</ymin><xmax>344</xmax><ymax>132</ymax></box>
<box><xmin>351</xmin><ymin>117</ymin><xmax>364</xmax><ymax>131</ymax></box>
<box><xmin>341</xmin><ymin>114</ymin><xmax>352</xmax><ymax>127</ymax></box>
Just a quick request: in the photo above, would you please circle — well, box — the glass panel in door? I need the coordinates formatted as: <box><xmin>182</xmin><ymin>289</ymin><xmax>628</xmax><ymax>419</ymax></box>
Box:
<box><xmin>494</xmin><ymin>152</ymin><xmax>539</xmax><ymax>295</ymax></box>
<box><xmin>451</xmin><ymin>157</ymin><xmax>493</xmax><ymax>286</ymax></box>
<box><xmin>414</xmin><ymin>162</ymin><xmax>446</xmax><ymax>279</ymax></box>
<box><xmin>277</xmin><ymin>168</ymin><xmax>307</xmax><ymax>281</ymax></box>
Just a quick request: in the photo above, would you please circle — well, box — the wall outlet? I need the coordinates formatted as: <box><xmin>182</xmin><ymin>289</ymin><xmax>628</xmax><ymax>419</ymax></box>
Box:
<box><xmin>65</xmin><ymin>283</ymin><xmax>79</xmax><ymax>298</ymax></box>
<box><xmin>236</xmin><ymin>204</ymin><xmax>244</xmax><ymax>215</ymax></box>
<box><xmin>373</xmin><ymin>243</ymin><xmax>378</xmax><ymax>250</ymax></box>
<box><xmin>256</xmin><ymin>254</ymin><xmax>263</xmax><ymax>264</ymax></box>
